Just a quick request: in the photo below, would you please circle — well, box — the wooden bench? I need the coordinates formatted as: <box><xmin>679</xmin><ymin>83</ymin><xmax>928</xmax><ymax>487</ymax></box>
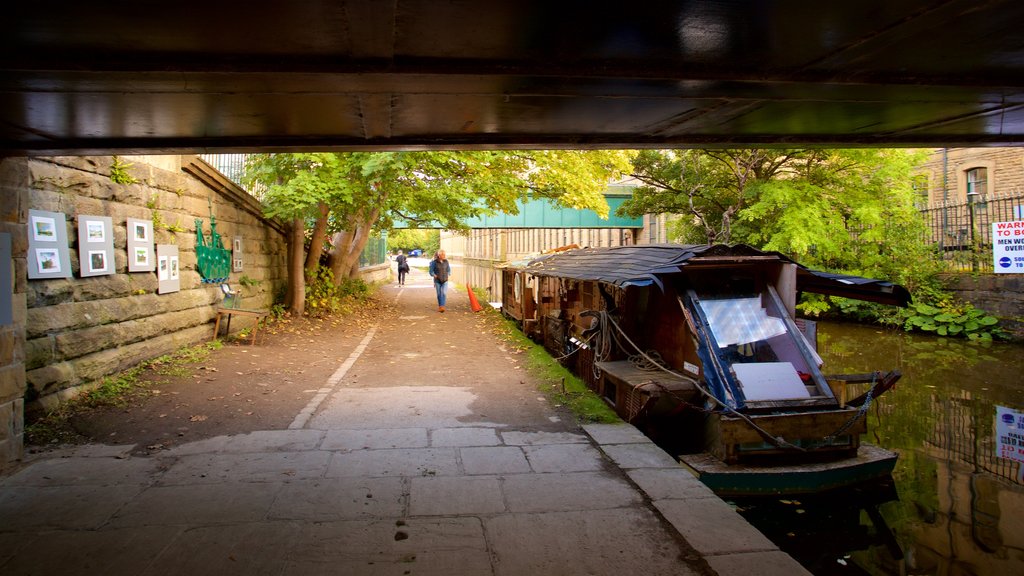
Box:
<box><xmin>213</xmin><ymin>306</ymin><xmax>268</xmax><ymax>344</ymax></box>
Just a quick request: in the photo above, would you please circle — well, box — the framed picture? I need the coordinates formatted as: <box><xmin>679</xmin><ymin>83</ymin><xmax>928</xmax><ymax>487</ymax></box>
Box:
<box><xmin>85</xmin><ymin>220</ymin><xmax>106</xmax><ymax>243</ymax></box>
<box><xmin>134</xmin><ymin>247</ymin><xmax>150</xmax><ymax>267</ymax></box>
<box><xmin>88</xmin><ymin>250</ymin><xmax>108</xmax><ymax>273</ymax></box>
<box><xmin>36</xmin><ymin>248</ymin><xmax>61</xmax><ymax>274</ymax></box>
<box><xmin>170</xmin><ymin>256</ymin><xmax>179</xmax><ymax>280</ymax></box>
<box><xmin>233</xmin><ymin>238</ymin><xmax>242</xmax><ymax>252</ymax></box>
<box><xmin>32</xmin><ymin>216</ymin><xmax>57</xmax><ymax>242</ymax></box>
<box><xmin>158</xmin><ymin>256</ymin><xmax>169</xmax><ymax>281</ymax></box>
<box><xmin>135</xmin><ymin>222</ymin><xmax>150</xmax><ymax>242</ymax></box>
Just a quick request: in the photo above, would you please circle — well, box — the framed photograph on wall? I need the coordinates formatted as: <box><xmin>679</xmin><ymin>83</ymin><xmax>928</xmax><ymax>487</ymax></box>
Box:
<box><xmin>27</xmin><ymin>209</ymin><xmax>72</xmax><ymax>280</ymax></box>
<box><xmin>36</xmin><ymin>248</ymin><xmax>62</xmax><ymax>274</ymax></box>
<box><xmin>77</xmin><ymin>215</ymin><xmax>115</xmax><ymax>278</ymax></box>
<box><xmin>127</xmin><ymin>217</ymin><xmax>156</xmax><ymax>272</ymax></box>
<box><xmin>88</xmin><ymin>250</ymin><xmax>108</xmax><ymax>274</ymax></box>
<box><xmin>134</xmin><ymin>247</ymin><xmax>150</xmax><ymax>268</ymax></box>
<box><xmin>232</xmin><ymin>235</ymin><xmax>243</xmax><ymax>272</ymax></box>
<box><xmin>157</xmin><ymin>244</ymin><xmax>180</xmax><ymax>294</ymax></box>
<box><xmin>32</xmin><ymin>216</ymin><xmax>57</xmax><ymax>242</ymax></box>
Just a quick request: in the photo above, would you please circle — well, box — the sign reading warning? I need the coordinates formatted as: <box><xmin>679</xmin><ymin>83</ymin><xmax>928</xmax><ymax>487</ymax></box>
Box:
<box><xmin>992</xmin><ymin>221</ymin><xmax>1024</xmax><ymax>273</ymax></box>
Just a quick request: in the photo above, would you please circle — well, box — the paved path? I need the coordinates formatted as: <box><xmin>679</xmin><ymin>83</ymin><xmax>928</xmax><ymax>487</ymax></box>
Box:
<box><xmin>0</xmin><ymin>266</ymin><xmax>810</xmax><ymax>576</ymax></box>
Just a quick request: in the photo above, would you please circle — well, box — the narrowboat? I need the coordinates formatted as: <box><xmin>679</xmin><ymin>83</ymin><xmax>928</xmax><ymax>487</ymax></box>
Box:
<box><xmin>500</xmin><ymin>244</ymin><xmax>908</xmax><ymax>496</ymax></box>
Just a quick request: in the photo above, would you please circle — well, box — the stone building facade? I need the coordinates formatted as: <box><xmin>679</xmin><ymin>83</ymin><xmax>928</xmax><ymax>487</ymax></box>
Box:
<box><xmin>914</xmin><ymin>147</ymin><xmax>1024</xmax><ymax>206</ymax></box>
<box><xmin>0</xmin><ymin>155</ymin><xmax>289</xmax><ymax>469</ymax></box>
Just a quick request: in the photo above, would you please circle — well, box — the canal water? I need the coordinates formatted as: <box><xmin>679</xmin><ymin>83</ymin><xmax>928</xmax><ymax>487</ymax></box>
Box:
<box><xmin>453</xmin><ymin>260</ymin><xmax>1024</xmax><ymax>575</ymax></box>
<box><xmin>737</xmin><ymin>321</ymin><xmax>1024</xmax><ymax>576</ymax></box>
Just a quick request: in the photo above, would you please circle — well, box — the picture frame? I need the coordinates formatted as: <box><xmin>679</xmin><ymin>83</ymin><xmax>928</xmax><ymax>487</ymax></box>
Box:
<box><xmin>88</xmin><ymin>250</ymin><xmax>108</xmax><ymax>273</ymax></box>
<box><xmin>36</xmin><ymin>248</ymin><xmax>61</xmax><ymax>274</ymax></box>
<box><xmin>134</xmin><ymin>247</ymin><xmax>150</xmax><ymax>267</ymax></box>
<box><xmin>170</xmin><ymin>256</ymin><xmax>179</xmax><ymax>280</ymax></box>
<box><xmin>32</xmin><ymin>216</ymin><xmax>57</xmax><ymax>242</ymax></box>
<box><xmin>85</xmin><ymin>220</ymin><xmax>106</xmax><ymax>243</ymax></box>
<box><xmin>158</xmin><ymin>256</ymin><xmax>169</xmax><ymax>281</ymax></box>
<box><xmin>133</xmin><ymin>221</ymin><xmax>150</xmax><ymax>243</ymax></box>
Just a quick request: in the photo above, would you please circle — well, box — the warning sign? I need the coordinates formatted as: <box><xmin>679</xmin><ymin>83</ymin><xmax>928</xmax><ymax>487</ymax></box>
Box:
<box><xmin>992</xmin><ymin>221</ymin><xmax>1024</xmax><ymax>274</ymax></box>
<box><xmin>996</xmin><ymin>406</ymin><xmax>1024</xmax><ymax>464</ymax></box>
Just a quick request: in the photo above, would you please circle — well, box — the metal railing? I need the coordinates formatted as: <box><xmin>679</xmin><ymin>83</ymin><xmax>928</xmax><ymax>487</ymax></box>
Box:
<box><xmin>919</xmin><ymin>193</ymin><xmax>1024</xmax><ymax>273</ymax></box>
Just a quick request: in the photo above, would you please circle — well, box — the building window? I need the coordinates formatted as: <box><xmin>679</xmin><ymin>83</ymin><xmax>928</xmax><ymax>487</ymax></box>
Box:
<box><xmin>966</xmin><ymin>167</ymin><xmax>987</xmax><ymax>200</ymax></box>
<box><xmin>911</xmin><ymin>175</ymin><xmax>929</xmax><ymax>208</ymax></box>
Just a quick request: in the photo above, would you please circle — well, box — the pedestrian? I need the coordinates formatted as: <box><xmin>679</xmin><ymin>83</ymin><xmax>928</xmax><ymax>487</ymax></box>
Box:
<box><xmin>396</xmin><ymin>250</ymin><xmax>409</xmax><ymax>285</ymax></box>
<box><xmin>429</xmin><ymin>249</ymin><xmax>451</xmax><ymax>312</ymax></box>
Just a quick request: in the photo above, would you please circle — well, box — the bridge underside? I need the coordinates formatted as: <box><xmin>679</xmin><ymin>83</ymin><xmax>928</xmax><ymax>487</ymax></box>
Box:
<box><xmin>4</xmin><ymin>1</ymin><xmax>1024</xmax><ymax>155</ymax></box>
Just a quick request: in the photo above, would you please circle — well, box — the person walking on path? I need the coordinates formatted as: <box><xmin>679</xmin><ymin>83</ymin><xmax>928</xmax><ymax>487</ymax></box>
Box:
<box><xmin>429</xmin><ymin>249</ymin><xmax>451</xmax><ymax>312</ymax></box>
<box><xmin>395</xmin><ymin>250</ymin><xmax>409</xmax><ymax>285</ymax></box>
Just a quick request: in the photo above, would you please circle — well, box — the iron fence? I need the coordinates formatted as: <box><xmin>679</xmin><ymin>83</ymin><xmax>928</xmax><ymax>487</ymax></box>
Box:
<box><xmin>359</xmin><ymin>235</ymin><xmax>389</xmax><ymax>267</ymax></box>
<box><xmin>919</xmin><ymin>193</ymin><xmax>1024</xmax><ymax>273</ymax></box>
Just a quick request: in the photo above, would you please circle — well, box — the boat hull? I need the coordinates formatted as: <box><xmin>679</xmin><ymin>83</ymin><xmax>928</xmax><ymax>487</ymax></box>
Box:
<box><xmin>678</xmin><ymin>444</ymin><xmax>898</xmax><ymax>497</ymax></box>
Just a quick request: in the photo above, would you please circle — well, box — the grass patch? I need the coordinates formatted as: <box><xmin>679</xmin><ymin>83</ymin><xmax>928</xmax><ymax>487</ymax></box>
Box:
<box><xmin>25</xmin><ymin>340</ymin><xmax>223</xmax><ymax>446</ymax></box>
<box><xmin>492</xmin><ymin>314</ymin><xmax>619</xmax><ymax>424</ymax></box>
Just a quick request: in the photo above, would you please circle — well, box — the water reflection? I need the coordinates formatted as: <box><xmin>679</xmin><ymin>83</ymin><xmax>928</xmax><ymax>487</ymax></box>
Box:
<box><xmin>754</xmin><ymin>321</ymin><xmax>1024</xmax><ymax>575</ymax></box>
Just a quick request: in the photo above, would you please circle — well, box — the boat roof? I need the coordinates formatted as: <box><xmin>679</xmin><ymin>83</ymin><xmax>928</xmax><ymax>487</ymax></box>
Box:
<box><xmin>518</xmin><ymin>244</ymin><xmax>911</xmax><ymax>306</ymax></box>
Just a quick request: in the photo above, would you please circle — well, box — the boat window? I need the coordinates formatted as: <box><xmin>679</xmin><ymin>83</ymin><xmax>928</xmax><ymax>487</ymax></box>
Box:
<box><xmin>698</xmin><ymin>296</ymin><xmax>787</xmax><ymax>348</ymax></box>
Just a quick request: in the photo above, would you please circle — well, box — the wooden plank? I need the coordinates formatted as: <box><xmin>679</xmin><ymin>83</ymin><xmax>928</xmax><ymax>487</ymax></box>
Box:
<box><xmin>714</xmin><ymin>409</ymin><xmax>867</xmax><ymax>446</ymax></box>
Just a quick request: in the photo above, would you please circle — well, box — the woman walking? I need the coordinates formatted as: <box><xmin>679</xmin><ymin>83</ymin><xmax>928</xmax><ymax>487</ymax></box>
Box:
<box><xmin>429</xmin><ymin>250</ymin><xmax>451</xmax><ymax>312</ymax></box>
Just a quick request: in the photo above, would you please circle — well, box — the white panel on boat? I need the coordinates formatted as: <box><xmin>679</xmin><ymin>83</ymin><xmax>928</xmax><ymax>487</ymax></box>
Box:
<box><xmin>732</xmin><ymin>362</ymin><xmax>811</xmax><ymax>401</ymax></box>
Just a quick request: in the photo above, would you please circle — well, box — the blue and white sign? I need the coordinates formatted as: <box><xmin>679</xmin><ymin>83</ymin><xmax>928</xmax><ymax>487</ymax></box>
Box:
<box><xmin>996</xmin><ymin>406</ymin><xmax>1024</xmax><ymax>465</ymax></box>
<box><xmin>992</xmin><ymin>221</ymin><xmax>1024</xmax><ymax>274</ymax></box>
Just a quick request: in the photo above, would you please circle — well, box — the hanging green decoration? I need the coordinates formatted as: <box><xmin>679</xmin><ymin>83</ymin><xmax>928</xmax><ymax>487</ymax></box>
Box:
<box><xmin>195</xmin><ymin>200</ymin><xmax>231</xmax><ymax>283</ymax></box>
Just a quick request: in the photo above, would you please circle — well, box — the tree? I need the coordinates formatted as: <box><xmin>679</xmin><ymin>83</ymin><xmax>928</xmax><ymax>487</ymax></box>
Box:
<box><xmin>246</xmin><ymin>150</ymin><xmax>634</xmax><ymax>314</ymax></box>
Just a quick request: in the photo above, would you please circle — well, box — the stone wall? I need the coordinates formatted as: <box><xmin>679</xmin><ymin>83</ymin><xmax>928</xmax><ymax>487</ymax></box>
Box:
<box><xmin>916</xmin><ymin>147</ymin><xmax>1024</xmax><ymax>205</ymax></box>
<box><xmin>0</xmin><ymin>158</ymin><xmax>27</xmax><ymax>470</ymax></box>
<box><xmin>15</xmin><ymin>155</ymin><xmax>288</xmax><ymax>411</ymax></box>
<box><xmin>942</xmin><ymin>273</ymin><xmax>1024</xmax><ymax>340</ymax></box>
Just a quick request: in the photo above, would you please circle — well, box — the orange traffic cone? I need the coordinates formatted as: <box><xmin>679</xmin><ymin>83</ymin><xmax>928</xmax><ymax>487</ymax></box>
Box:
<box><xmin>467</xmin><ymin>284</ymin><xmax>483</xmax><ymax>312</ymax></box>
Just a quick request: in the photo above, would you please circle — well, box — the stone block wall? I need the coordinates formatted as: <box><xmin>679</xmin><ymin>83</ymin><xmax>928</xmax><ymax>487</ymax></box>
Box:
<box><xmin>1</xmin><ymin>158</ymin><xmax>27</xmax><ymax>470</ymax></box>
<box><xmin>942</xmin><ymin>273</ymin><xmax>1024</xmax><ymax>340</ymax></box>
<box><xmin>12</xmin><ymin>155</ymin><xmax>287</xmax><ymax>411</ymax></box>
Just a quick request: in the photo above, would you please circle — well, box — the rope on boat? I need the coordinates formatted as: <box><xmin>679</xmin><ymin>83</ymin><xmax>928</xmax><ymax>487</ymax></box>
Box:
<box><xmin>595</xmin><ymin>310</ymin><xmax>806</xmax><ymax>453</ymax></box>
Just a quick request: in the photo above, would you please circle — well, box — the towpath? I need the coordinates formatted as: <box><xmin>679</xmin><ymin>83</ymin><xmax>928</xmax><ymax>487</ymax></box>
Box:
<box><xmin>0</xmin><ymin>264</ymin><xmax>808</xmax><ymax>575</ymax></box>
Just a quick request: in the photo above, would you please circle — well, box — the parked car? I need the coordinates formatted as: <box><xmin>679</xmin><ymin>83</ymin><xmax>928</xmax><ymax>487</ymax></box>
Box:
<box><xmin>409</xmin><ymin>249</ymin><xmax>422</xmax><ymax>257</ymax></box>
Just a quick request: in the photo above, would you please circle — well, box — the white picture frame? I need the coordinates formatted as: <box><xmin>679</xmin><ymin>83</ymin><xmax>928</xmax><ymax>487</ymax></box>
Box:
<box><xmin>158</xmin><ymin>255</ymin><xmax>169</xmax><ymax>281</ymax></box>
<box><xmin>133</xmin><ymin>221</ymin><xmax>150</xmax><ymax>243</ymax></box>
<box><xmin>85</xmin><ymin>220</ymin><xmax>106</xmax><ymax>243</ymax></box>
<box><xmin>88</xmin><ymin>250</ymin><xmax>108</xmax><ymax>273</ymax></box>
<box><xmin>134</xmin><ymin>247</ymin><xmax>150</xmax><ymax>267</ymax></box>
<box><xmin>170</xmin><ymin>256</ymin><xmax>179</xmax><ymax>280</ymax></box>
<box><xmin>36</xmin><ymin>248</ymin><xmax>61</xmax><ymax>274</ymax></box>
<box><xmin>32</xmin><ymin>216</ymin><xmax>57</xmax><ymax>242</ymax></box>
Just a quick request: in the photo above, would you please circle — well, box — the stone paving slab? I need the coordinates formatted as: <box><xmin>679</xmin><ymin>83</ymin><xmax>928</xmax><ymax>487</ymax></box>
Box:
<box><xmin>0</xmin><ymin>484</ymin><xmax>146</xmax><ymax>530</ymax></box>
<box><xmin>430</xmin><ymin>426</ymin><xmax>501</xmax><ymax>447</ymax></box>
<box><xmin>1</xmin><ymin>455</ymin><xmax>161</xmax><ymax>486</ymax></box>
<box><xmin>501</xmin><ymin>471</ymin><xmax>641</xmax><ymax>513</ymax></box>
<box><xmin>158</xmin><ymin>451</ymin><xmax>332</xmax><ymax>485</ymax></box>
<box><xmin>582</xmin><ymin>423</ymin><xmax>649</xmax><ymax>444</ymax></box>
<box><xmin>321</xmin><ymin>428</ymin><xmax>428</xmax><ymax>451</ymax></box>
<box><xmin>268</xmin><ymin>476</ymin><xmax>405</xmax><ymax>521</ymax></box>
<box><xmin>285</xmin><ymin>517</ymin><xmax>492</xmax><ymax>576</ymax></box>
<box><xmin>1</xmin><ymin>525</ymin><xmax>179</xmax><ymax>576</ymax></box>
<box><xmin>522</xmin><ymin>443</ymin><xmax>605</xmax><ymax>473</ymax></box>
<box><xmin>625</xmin><ymin>467</ymin><xmax>719</xmax><ymax>500</ymax></box>
<box><xmin>654</xmin><ymin>497</ymin><xmax>779</xmax><ymax>556</ymax></box>
<box><xmin>107</xmin><ymin>482</ymin><xmax>282</xmax><ymax>527</ymax></box>
<box><xmin>325</xmin><ymin>447</ymin><xmax>460</xmax><ymax>478</ymax></box>
<box><xmin>705</xmin><ymin>549</ymin><xmax>812</xmax><ymax>576</ymax></box>
<box><xmin>410</xmin><ymin>475</ymin><xmax>505</xmax><ymax>516</ymax></box>
<box><xmin>486</xmin><ymin>509</ymin><xmax>700</xmax><ymax>576</ymax></box>
<box><xmin>460</xmin><ymin>445</ymin><xmax>531</xmax><ymax>475</ymax></box>
<box><xmin>141</xmin><ymin>522</ymin><xmax>301</xmax><ymax>576</ymax></box>
<box><xmin>501</xmin><ymin>430</ymin><xmax>587</xmax><ymax>445</ymax></box>
<box><xmin>600</xmin><ymin>441</ymin><xmax>681</xmax><ymax>469</ymax></box>
<box><xmin>167</xmin><ymin>429</ymin><xmax>326</xmax><ymax>456</ymax></box>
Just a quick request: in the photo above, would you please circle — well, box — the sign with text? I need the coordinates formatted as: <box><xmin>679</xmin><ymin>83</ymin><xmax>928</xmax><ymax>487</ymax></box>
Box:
<box><xmin>992</xmin><ymin>221</ymin><xmax>1024</xmax><ymax>273</ymax></box>
<box><xmin>996</xmin><ymin>406</ymin><xmax>1024</xmax><ymax>465</ymax></box>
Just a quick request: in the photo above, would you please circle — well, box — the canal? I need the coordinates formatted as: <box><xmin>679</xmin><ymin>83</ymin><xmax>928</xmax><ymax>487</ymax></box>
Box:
<box><xmin>451</xmin><ymin>260</ymin><xmax>1024</xmax><ymax>575</ymax></box>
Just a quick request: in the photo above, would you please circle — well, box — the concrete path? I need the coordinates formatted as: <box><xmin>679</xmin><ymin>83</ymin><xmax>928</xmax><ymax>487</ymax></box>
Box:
<box><xmin>0</xmin><ymin>266</ymin><xmax>810</xmax><ymax>576</ymax></box>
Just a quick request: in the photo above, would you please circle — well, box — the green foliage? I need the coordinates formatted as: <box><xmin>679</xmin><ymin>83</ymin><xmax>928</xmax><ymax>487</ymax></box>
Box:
<box><xmin>388</xmin><ymin>229</ymin><xmax>439</xmax><ymax>254</ymax></box>
<box><xmin>239</xmin><ymin>275</ymin><xmax>259</xmax><ymax>288</ymax></box>
<box><xmin>109</xmin><ymin>156</ymin><xmax>138</xmax><ymax>185</ymax></box>
<box><xmin>901</xmin><ymin>291</ymin><xmax>1003</xmax><ymax>340</ymax></box>
<box><xmin>304</xmin><ymin>266</ymin><xmax>371</xmax><ymax>317</ymax></box>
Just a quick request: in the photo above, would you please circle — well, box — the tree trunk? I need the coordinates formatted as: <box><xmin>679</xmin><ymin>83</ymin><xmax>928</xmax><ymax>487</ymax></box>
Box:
<box><xmin>328</xmin><ymin>206</ymin><xmax>380</xmax><ymax>283</ymax></box>
<box><xmin>304</xmin><ymin>202</ymin><xmax>330</xmax><ymax>282</ymax></box>
<box><xmin>286</xmin><ymin>217</ymin><xmax>306</xmax><ymax>316</ymax></box>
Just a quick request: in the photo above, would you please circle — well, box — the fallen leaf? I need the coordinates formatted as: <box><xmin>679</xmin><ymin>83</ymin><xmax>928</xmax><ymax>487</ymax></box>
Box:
<box><xmin>189</xmin><ymin>415</ymin><xmax>208</xmax><ymax>422</ymax></box>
